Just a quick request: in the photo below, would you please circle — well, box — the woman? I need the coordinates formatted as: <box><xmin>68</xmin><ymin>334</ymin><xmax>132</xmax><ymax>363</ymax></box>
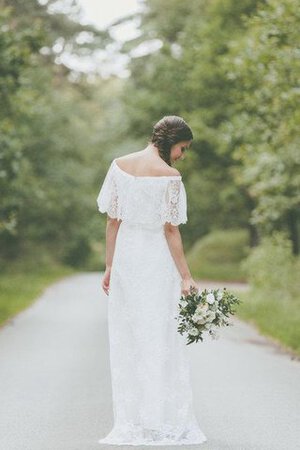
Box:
<box><xmin>97</xmin><ymin>115</ymin><xmax>207</xmax><ymax>446</ymax></box>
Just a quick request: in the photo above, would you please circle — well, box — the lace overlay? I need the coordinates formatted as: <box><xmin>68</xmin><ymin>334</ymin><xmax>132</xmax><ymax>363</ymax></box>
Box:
<box><xmin>96</xmin><ymin>159</ymin><xmax>207</xmax><ymax>446</ymax></box>
<box><xmin>97</xmin><ymin>159</ymin><xmax>187</xmax><ymax>226</ymax></box>
<box><xmin>162</xmin><ymin>178</ymin><xmax>186</xmax><ymax>226</ymax></box>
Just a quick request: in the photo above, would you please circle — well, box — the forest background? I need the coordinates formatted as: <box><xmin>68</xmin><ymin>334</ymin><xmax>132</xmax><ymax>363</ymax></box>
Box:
<box><xmin>0</xmin><ymin>0</ymin><xmax>299</xmax><ymax>355</ymax></box>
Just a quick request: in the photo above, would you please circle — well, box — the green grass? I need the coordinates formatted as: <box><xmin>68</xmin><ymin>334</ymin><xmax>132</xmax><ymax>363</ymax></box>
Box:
<box><xmin>236</xmin><ymin>290</ymin><xmax>300</xmax><ymax>357</ymax></box>
<box><xmin>0</xmin><ymin>261</ymin><xmax>77</xmax><ymax>327</ymax></box>
<box><xmin>187</xmin><ymin>229</ymin><xmax>249</xmax><ymax>281</ymax></box>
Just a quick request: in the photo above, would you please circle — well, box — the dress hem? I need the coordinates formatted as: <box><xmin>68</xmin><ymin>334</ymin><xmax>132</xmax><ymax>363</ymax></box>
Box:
<box><xmin>98</xmin><ymin>426</ymin><xmax>208</xmax><ymax>446</ymax></box>
<box><xmin>98</xmin><ymin>437</ymin><xmax>207</xmax><ymax>446</ymax></box>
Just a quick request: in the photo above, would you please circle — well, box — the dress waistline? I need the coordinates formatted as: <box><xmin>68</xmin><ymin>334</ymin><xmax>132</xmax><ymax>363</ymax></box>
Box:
<box><xmin>120</xmin><ymin>221</ymin><xmax>164</xmax><ymax>232</ymax></box>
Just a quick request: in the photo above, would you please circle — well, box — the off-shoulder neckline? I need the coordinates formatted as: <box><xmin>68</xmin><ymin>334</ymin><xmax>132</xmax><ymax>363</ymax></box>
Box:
<box><xmin>113</xmin><ymin>158</ymin><xmax>182</xmax><ymax>180</ymax></box>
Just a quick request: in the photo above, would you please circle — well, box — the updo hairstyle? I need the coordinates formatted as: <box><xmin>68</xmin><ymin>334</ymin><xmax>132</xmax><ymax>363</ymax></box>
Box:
<box><xmin>149</xmin><ymin>115</ymin><xmax>193</xmax><ymax>165</ymax></box>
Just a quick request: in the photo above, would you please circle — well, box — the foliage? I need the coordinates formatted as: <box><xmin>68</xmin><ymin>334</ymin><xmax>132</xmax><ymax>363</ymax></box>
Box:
<box><xmin>237</xmin><ymin>289</ymin><xmax>300</xmax><ymax>356</ymax></box>
<box><xmin>0</xmin><ymin>2</ymin><xmax>126</xmax><ymax>265</ymax></box>
<box><xmin>0</xmin><ymin>261</ymin><xmax>76</xmax><ymax>326</ymax></box>
<box><xmin>221</xmin><ymin>0</ymin><xmax>300</xmax><ymax>244</ymax></box>
<box><xmin>62</xmin><ymin>233</ymin><xmax>91</xmax><ymax>268</ymax></box>
<box><xmin>1</xmin><ymin>0</ymin><xmax>299</xmax><ymax>282</ymax></box>
<box><xmin>238</xmin><ymin>230</ymin><xmax>300</xmax><ymax>355</ymax></box>
<box><xmin>187</xmin><ymin>229</ymin><xmax>249</xmax><ymax>281</ymax></box>
<box><xmin>241</xmin><ymin>231</ymin><xmax>300</xmax><ymax>300</ymax></box>
<box><xmin>175</xmin><ymin>286</ymin><xmax>241</xmax><ymax>344</ymax></box>
<box><xmin>118</xmin><ymin>0</ymin><xmax>299</xmax><ymax>252</ymax></box>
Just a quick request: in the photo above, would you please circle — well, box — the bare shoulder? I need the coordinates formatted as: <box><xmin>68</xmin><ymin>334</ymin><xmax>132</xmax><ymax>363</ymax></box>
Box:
<box><xmin>159</xmin><ymin>166</ymin><xmax>181</xmax><ymax>177</ymax></box>
<box><xmin>149</xmin><ymin>159</ymin><xmax>181</xmax><ymax>177</ymax></box>
<box><xmin>115</xmin><ymin>152</ymin><xmax>181</xmax><ymax>177</ymax></box>
<box><xmin>115</xmin><ymin>152</ymin><xmax>138</xmax><ymax>161</ymax></box>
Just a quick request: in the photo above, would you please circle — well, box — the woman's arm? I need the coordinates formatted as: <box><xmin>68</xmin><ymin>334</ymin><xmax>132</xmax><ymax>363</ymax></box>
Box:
<box><xmin>101</xmin><ymin>216</ymin><xmax>122</xmax><ymax>295</ymax></box>
<box><xmin>164</xmin><ymin>223</ymin><xmax>199</xmax><ymax>296</ymax></box>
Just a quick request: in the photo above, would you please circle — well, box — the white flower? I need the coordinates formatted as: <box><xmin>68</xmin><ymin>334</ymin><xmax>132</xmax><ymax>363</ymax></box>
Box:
<box><xmin>211</xmin><ymin>302</ymin><xmax>218</xmax><ymax>311</ymax></box>
<box><xmin>199</xmin><ymin>317</ymin><xmax>207</xmax><ymax>324</ymax></box>
<box><xmin>217</xmin><ymin>309</ymin><xmax>224</xmax><ymax>318</ymax></box>
<box><xmin>189</xmin><ymin>327</ymin><xmax>199</xmax><ymax>336</ymax></box>
<box><xmin>196</xmin><ymin>303</ymin><xmax>208</xmax><ymax>313</ymax></box>
<box><xmin>192</xmin><ymin>310</ymin><xmax>204</xmax><ymax>322</ymax></box>
<box><xmin>217</xmin><ymin>290</ymin><xmax>223</xmax><ymax>301</ymax></box>
<box><xmin>206</xmin><ymin>311</ymin><xmax>216</xmax><ymax>322</ymax></box>
<box><xmin>206</xmin><ymin>293</ymin><xmax>215</xmax><ymax>304</ymax></box>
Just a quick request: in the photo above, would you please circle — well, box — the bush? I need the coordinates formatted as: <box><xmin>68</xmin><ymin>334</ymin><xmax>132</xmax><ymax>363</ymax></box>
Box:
<box><xmin>237</xmin><ymin>232</ymin><xmax>300</xmax><ymax>355</ymax></box>
<box><xmin>241</xmin><ymin>232</ymin><xmax>300</xmax><ymax>300</ymax></box>
<box><xmin>187</xmin><ymin>229</ymin><xmax>249</xmax><ymax>281</ymax></box>
<box><xmin>62</xmin><ymin>234</ymin><xmax>91</xmax><ymax>268</ymax></box>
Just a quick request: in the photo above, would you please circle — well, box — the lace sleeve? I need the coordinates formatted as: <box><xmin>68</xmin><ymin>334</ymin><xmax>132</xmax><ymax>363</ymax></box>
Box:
<box><xmin>96</xmin><ymin>161</ymin><xmax>119</xmax><ymax>218</ymax></box>
<box><xmin>161</xmin><ymin>179</ymin><xmax>188</xmax><ymax>226</ymax></box>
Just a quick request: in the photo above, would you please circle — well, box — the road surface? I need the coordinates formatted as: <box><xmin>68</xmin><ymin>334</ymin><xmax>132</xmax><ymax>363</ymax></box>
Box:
<box><xmin>0</xmin><ymin>273</ymin><xmax>299</xmax><ymax>450</ymax></box>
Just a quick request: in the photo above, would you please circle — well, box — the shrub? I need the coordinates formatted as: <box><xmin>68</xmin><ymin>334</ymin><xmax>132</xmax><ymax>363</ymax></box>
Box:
<box><xmin>62</xmin><ymin>234</ymin><xmax>91</xmax><ymax>268</ymax></box>
<box><xmin>187</xmin><ymin>229</ymin><xmax>249</xmax><ymax>281</ymax></box>
<box><xmin>241</xmin><ymin>232</ymin><xmax>300</xmax><ymax>300</ymax></box>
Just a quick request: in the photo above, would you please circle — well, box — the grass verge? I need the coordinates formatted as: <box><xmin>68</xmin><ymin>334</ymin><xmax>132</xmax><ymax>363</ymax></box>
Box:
<box><xmin>0</xmin><ymin>263</ymin><xmax>78</xmax><ymax>327</ymax></box>
<box><xmin>187</xmin><ymin>229</ymin><xmax>249</xmax><ymax>281</ymax></box>
<box><xmin>236</xmin><ymin>290</ymin><xmax>300</xmax><ymax>358</ymax></box>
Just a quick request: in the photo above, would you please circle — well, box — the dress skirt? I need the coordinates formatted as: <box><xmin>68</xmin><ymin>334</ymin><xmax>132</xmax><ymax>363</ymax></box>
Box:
<box><xmin>98</xmin><ymin>220</ymin><xmax>207</xmax><ymax>446</ymax></box>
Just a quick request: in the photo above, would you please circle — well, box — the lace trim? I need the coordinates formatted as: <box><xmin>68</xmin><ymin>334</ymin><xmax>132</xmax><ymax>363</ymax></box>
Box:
<box><xmin>97</xmin><ymin>161</ymin><xmax>120</xmax><ymax>219</ymax></box>
<box><xmin>169</xmin><ymin>179</ymin><xmax>181</xmax><ymax>224</ymax></box>
<box><xmin>97</xmin><ymin>161</ymin><xmax>187</xmax><ymax>225</ymax></box>
<box><xmin>161</xmin><ymin>179</ymin><xmax>187</xmax><ymax>226</ymax></box>
<box><xmin>108</xmin><ymin>176</ymin><xmax>119</xmax><ymax>218</ymax></box>
<box><xmin>98</xmin><ymin>422</ymin><xmax>207</xmax><ymax>446</ymax></box>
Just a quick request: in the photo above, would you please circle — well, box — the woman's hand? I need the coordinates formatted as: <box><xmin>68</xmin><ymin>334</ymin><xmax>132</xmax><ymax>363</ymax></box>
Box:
<box><xmin>102</xmin><ymin>267</ymin><xmax>111</xmax><ymax>296</ymax></box>
<box><xmin>181</xmin><ymin>277</ymin><xmax>199</xmax><ymax>297</ymax></box>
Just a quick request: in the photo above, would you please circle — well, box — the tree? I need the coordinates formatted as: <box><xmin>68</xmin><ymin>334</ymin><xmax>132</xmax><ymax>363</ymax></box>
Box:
<box><xmin>222</xmin><ymin>0</ymin><xmax>300</xmax><ymax>253</ymax></box>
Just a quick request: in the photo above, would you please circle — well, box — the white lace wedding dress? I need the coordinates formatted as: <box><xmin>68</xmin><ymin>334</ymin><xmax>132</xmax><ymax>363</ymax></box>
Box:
<box><xmin>96</xmin><ymin>158</ymin><xmax>207</xmax><ymax>446</ymax></box>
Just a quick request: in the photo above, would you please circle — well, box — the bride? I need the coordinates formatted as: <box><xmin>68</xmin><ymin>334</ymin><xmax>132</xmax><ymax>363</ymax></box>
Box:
<box><xmin>97</xmin><ymin>115</ymin><xmax>207</xmax><ymax>446</ymax></box>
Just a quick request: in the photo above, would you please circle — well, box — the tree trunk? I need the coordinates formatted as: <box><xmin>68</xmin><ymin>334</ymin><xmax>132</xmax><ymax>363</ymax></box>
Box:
<box><xmin>287</xmin><ymin>209</ymin><xmax>299</xmax><ymax>255</ymax></box>
<box><xmin>248</xmin><ymin>223</ymin><xmax>259</xmax><ymax>248</ymax></box>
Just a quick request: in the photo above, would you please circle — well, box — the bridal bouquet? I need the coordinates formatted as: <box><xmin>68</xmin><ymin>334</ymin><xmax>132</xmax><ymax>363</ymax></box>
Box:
<box><xmin>175</xmin><ymin>286</ymin><xmax>241</xmax><ymax>345</ymax></box>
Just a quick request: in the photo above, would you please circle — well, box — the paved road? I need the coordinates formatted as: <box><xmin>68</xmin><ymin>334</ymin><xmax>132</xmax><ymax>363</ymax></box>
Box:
<box><xmin>0</xmin><ymin>273</ymin><xmax>299</xmax><ymax>450</ymax></box>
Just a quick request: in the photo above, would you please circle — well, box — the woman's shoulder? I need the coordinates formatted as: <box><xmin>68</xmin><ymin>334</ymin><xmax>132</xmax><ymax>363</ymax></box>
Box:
<box><xmin>160</xmin><ymin>166</ymin><xmax>181</xmax><ymax>177</ymax></box>
<box><xmin>114</xmin><ymin>153</ymin><xmax>181</xmax><ymax>178</ymax></box>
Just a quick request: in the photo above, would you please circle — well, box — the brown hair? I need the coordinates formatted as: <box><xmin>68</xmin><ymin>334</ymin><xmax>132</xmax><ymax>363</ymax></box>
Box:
<box><xmin>149</xmin><ymin>115</ymin><xmax>193</xmax><ymax>166</ymax></box>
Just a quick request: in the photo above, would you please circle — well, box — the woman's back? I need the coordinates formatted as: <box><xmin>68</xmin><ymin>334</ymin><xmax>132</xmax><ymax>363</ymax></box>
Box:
<box><xmin>114</xmin><ymin>151</ymin><xmax>181</xmax><ymax>178</ymax></box>
<box><xmin>97</xmin><ymin>155</ymin><xmax>207</xmax><ymax>446</ymax></box>
<box><xmin>97</xmin><ymin>116</ymin><xmax>207</xmax><ymax>446</ymax></box>
<box><xmin>97</xmin><ymin>157</ymin><xmax>187</xmax><ymax>227</ymax></box>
